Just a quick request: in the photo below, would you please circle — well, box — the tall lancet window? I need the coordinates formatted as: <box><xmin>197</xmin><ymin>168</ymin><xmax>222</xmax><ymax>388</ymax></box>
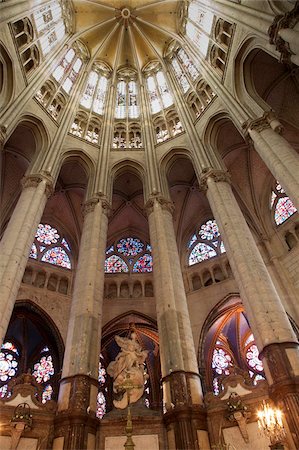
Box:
<box><xmin>185</xmin><ymin>2</ymin><xmax>214</xmax><ymax>58</ymax></box>
<box><xmin>10</xmin><ymin>1</ymin><xmax>72</xmax><ymax>76</ymax></box>
<box><xmin>144</xmin><ymin>61</ymin><xmax>183</xmax><ymax>144</ymax></box>
<box><xmin>69</xmin><ymin>62</ymin><xmax>110</xmax><ymax>145</ymax></box>
<box><xmin>113</xmin><ymin>68</ymin><xmax>142</xmax><ymax>149</ymax></box>
<box><xmin>32</xmin><ymin>1</ymin><xmax>67</xmax><ymax>56</ymax></box>
<box><xmin>35</xmin><ymin>41</ymin><xmax>88</xmax><ymax>120</ymax></box>
<box><xmin>167</xmin><ymin>43</ymin><xmax>216</xmax><ymax>120</ymax></box>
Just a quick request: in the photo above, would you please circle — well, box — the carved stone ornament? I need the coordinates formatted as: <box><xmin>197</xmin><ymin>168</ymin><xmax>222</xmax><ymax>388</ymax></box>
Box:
<box><xmin>199</xmin><ymin>168</ymin><xmax>231</xmax><ymax>192</ymax></box>
<box><xmin>82</xmin><ymin>194</ymin><xmax>111</xmax><ymax>217</ymax></box>
<box><xmin>243</xmin><ymin>111</ymin><xmax>283</xmax><ymax>136</ymax></box>
<box><xmin>226</xmin><ymin>392</ymin><xmax>251</xmax><ymax>443</ymax></box>
<box><xmin>144</xmin><ymin>194</ymin><xmax>175</xmax><ymax>216</ymax></box>
<box><xmin>268</xmin><ymin>2</ymin><xmax>299</xmax><ymax>65</ymax></box>
<box><xmin>107</xmin><ymin>332</ymin><xmax>149</xmax><ymax>409</ymax></box>
<box><xmin>21</xmin><ymin>171</ymin><xmax>54</xmax><ymax>198</ymax></box>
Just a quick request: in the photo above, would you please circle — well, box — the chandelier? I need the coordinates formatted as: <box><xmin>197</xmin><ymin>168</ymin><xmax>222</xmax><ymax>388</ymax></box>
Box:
<box><xmin>257</xmin><ymin>401</ymin><xmax>286</xmax><ymax>449</ymax></box>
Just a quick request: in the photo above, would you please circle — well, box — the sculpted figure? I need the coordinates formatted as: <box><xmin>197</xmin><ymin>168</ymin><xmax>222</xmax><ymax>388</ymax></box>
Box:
<box><xmin>107</xmin><ymin>332</ymin><xmax>148</xmax><ymax>409</ymax></box>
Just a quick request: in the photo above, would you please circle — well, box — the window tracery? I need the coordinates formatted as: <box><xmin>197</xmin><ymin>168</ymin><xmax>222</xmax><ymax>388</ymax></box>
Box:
<box><xmin>113</xmin><ymin>69</ymin><xmax>142</xmax><ymax>149</ymax></box>
<box><xmin>96</xmin><ymin>354</ymin><xmax>107</xmax><ymax>419</ymax></box>
<box><xmin>271</xmin><ymin>181</ymin><xmax>297</xmax><ymax>225</ymax></box>
<box><xmin>205</xmin><ymin>307</ymin><xmax>266</xmax><ymax>396</ymax></box>
<box><xmin>167</xmin><ymin>43</ymin><xmax>216</xmax><ymax>120</ymax></box>
<box><xmin>188</xmin><ymin>219</ymin><xmax>225</xmax><ymax>266</ymax></box>
<box><xmin>11</xmin><ymin>1</ymin><xmax>71</xmax><ymax>76</ymax></box>
<box><xmin>105</xmin><ymin>238</ymin><xmax>153</xmax><ymax>274</ymax></box>
<box><xmin>35</xmin><ymin>42</ymin><xmax>87</xmax><ymax>120</ymax></box>
<box><xmin>29</xmin><ymin>223</ymin><xmax>72</xmax><ymax>269</ymax></box>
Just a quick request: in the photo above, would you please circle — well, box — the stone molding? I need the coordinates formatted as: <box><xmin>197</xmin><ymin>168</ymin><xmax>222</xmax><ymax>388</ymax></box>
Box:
<box><xmin>0</xmin><ymin>125</ymin><xmax>7</xmax><ymax>149</ymax></box>
<box><xmin>21</xmin><ymin>171</ymin><xmax>54</xmax><ymax>198</ymax></box>
<box><xmin>82</xmin><ymin>194</ymin><xmax>111</xmax><ymax>217</ymax></box>
<box><xmin>144</xmin><ymin>194</ymin><xmax>175</xmax><ymax>216</ymax></box>
<box><xmin>199</xmin><ymin>168</ymin><xmax>231</xmax><ymax>192</ymax></box>
<box><xmin>268</xmin><ymin>2</ymin><xmax>299</xmax><ymax>64</ymax></box>
<box><xmin>260</xmin><ymin>341</ymin><xmax>299</xmax><ymax>384</ymax></box>
<box><xmin>162</xmin><ymin>370</ymin><xmax>202</xmax><ymax>409</ymax></box>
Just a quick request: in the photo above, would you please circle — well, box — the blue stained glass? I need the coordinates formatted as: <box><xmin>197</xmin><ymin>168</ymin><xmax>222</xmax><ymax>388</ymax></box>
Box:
<box><xmin>105</xmin><ymin>255</ymin><xmax>129</xmax><ymax>273</ymax></box>
<box><xmin>199</xmin><ymin>220</ymin><xmax>220</xmax><ymax>240</ymax></box>
<box><xmin>188</xmin><ymin>234</ymin><xmax>197</xmax><ymax>248</ymax></box>
<box><xmin>189</xmin><ymin>243</ymin><xmax>217</xmax><ymax>265</ymax></box>
<box><xmin>106</xmin><ymin>245</ymin><xmax>114</xmax><ymax>255</ymax></box>
<box><xmin>61</xmin><ymin>238</ymin><xmax>71</xmax><ymax>251</ymax></box>
<box><xmin>133</xmin><ymin>254</ymin><xmax>153</xmax><ymax>273</ymax></box>
<box><xmin>274</xmin><ymin>197</ymin><xmax>297</xmax><ymax>225</ymax></box>
<box><xmin>36</xmin><ymin>224</ymin><xmax>60</xmax><ymax>245</ymax></box>
<box><xmin>29</xmin><ymin>243</ymin><xmax>38</xmax><ymax>259</ymax></box>
<box><xmin>116</xmin><ymin>237</ymin><xmax>144</xmax><ymax>257</ymax></box>
<box><xmin>41</xmin><ymin>247</ymin><xmax>71</xmax><ymax>269</ymax></box>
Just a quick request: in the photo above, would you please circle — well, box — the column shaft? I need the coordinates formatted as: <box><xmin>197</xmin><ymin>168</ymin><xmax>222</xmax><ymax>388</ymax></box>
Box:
<box><xmin>248</xmin><ymin>116</ymin><xmax>299</xmax><ymax>210</ymax></box>
<box><xmin>0</xmin><ymin>173</ymin><xmax>53</xmax><ymax>344</ymax></box>
<box><xmin>54</xmin><ymin>196</ymin><xmax>109</xmax><ymax>450</ymax></box>
<box><xmin>202</xmin><ymin>170</ymin><xmax>299</xmax><ymax>447</ymax></box>
<box><xmin>146</xmin><ymin>196</ymin><xmax>208</xmax><ymax>450</ymax></box>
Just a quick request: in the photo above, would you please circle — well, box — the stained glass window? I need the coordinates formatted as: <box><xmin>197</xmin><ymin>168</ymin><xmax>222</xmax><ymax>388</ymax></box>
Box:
<box><xmin>105</xmin><ymin>237</ymin><xmax>153</xmax><ymax>274</ymax></box>
<box><xmin>188</xmin><ymin>219</ymin><xmax>225</xmax><ymax>265</ymax></box>
<box><xmin>29</xmin><ymin>223</ymin><xmax>72</xmax><ymax>269</ymax></box>
<box><xmin>0</xmin><ymin>350</ymin><xmax>18</xmax><ymax>382</ymax></box>
<box><xmin>171</xmin><ymin>58</ymin><xmax>190</xmax><ymax>93</ymax></box>
<box><xmin>52</xmin><ymin>47</ymin><xmax>83</xmax><ymax>94</ymax></box>
<box><xmin>105</xmin><ymin>255</ymin><xmax>129</xmax><ymax>273</ymax></box>
<box><xmin>96</xmin><ymin>391</ymin><xmax>106</xmax><ymax>419</ymax></box>
<box><xmin>33</xmin><ymin>1</ymin><xmax>66</xmax><ymax>57</ymax></box>
<box><xmin>246</xmin><ymin>344</ymin><xmax>263</xmax><ymax>372</ymax></box>
<box><xmin>146</xmin><ymin>71</ymin><xmax>173</xmax><ymax>114</ymax></box>
<box><xmin>186</xmin><ymin>22</ymin><xmax>209</xmax><ymax>57</ymax></box>
<box><xmin>117</xmin><ymin>238</ymin><xmax>144</xmax><ymax>257</ymax></box>
<box><xmin>33</xmin><ymin>355</ymin><xmax>54</xmax><ymax>383</ymax></box>
<box><xmin>188</xmin><ymin>3</ymin><xmax>214</xmax><ymax>33</ymax></box>
<box><xmin>271</xmin><ymin>182</ymin><xmax>297</xmax><ymax>225</ymax></box>
<box><xmin>212</xmin><ymin>348</ymin><xmax>232</xmax><ymax>375</ymax></box>
<box><xmin>177</xmin><ymin>48</ymin><xmax>199</xmax><ymax>81</ymax></box>
<box><xmin>42</xmin><ymin>384</ymin><xmax>53</xmax><ymax>403</ymax></box>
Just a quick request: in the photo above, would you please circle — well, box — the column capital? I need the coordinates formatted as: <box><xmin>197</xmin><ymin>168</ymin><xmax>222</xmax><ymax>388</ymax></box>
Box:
<box><xmin>21</xmin><ymin>171</ymin><xmax>54</xmax><ymax>198</ymax></box>
<box><xmin>243</xmin><ymin>111</ymin><xmax>283</xmax><ymax>135</ymax></box>
<box><xmin>268</xmin><ymin>2</ymin><xmax>299</xmax><ymax>65</ymax></box>
<box><xmin>199</xmin><ymin>168</ymin><xmax>231</xmax><ymax>192</ymax></box>
<box><xmin>144</xmin><ymin>194</ymin><xmax>175</xmax><ymax>216</ymax></box>
<box><xmin>82</xmin><ymin>194</ymin><xmax>112</xmax><ymax>217</ymax></box>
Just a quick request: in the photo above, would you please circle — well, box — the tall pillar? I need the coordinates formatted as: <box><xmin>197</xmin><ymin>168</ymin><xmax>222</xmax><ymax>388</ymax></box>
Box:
<box><xmin>53</xmin><ymin>195</ymin><xmax>110</xmax><ymax>450</ymax></box>
<box><xmin>145</xmin><ymin>195</ymin><xmax>209</xmax><ymax>450</ymax></box>
<box><xmin>0</xmin><ymin>172</ymin><xmax>53</xmax><ymax>344</ymax></box>
<box><xmin>246</xmin><ymin>112</ymin><xmax>299</xmax><ymax>210</ymax></box>
<box><xmin>200</xmin><ymin>168</ymin><xmax>299</xmax><ymax>447</ymax></box>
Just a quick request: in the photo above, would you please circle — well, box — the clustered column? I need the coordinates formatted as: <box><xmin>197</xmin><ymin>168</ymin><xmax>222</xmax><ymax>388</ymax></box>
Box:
<box><xmin>53</xmin><ymin>195</ymin><xmax>110</xmax><ymax>450</ymax></box>
<box><xmin>200</xmin><ymin>168</ymin><xmax>299</xmax><ymax>447</ymax></box>
<box><xmin>0</xmin><ymin>172</ymin><xmax>53</xmax><ymax>345</ymax></box>
<box><xmin>146</xmin><ymin>195</ymin><xmax>210</xmax><ymax>450</ymax></box>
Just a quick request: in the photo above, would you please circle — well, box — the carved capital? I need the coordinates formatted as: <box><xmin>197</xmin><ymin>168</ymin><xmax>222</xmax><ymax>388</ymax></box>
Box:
<box><xmin>244</xmin><ymin>111</ymin><xmax>283</xmax><ymax>136</ymax></box>
<box><xmin>199</xmin><ymin>168</ymin><xmax>231</xmax><ymax>192</ymax></box>
<box><xmin>21</xmin><ymin>172</ymin><xmax>54</xmax><ymax>198</ymax></box>
<box><xmin>144</xmin><ymin>194</ymin><xmax>175</xmax><ymax>216</ymax></box>
<box><xmin>83</xmin><ymin>194</ymin><xmax>112</xmax><ymax>217</ymax></box>
<box><xmin>268</xmin><ymin>2</ymin><xmax>299</xmax><ymax>65</ymax></box>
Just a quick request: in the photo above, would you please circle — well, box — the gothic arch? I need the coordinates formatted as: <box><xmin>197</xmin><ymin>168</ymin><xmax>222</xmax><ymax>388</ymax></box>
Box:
<box><xmin>109</xmin><ymin>160</ymin><xmax>146</xmax><ymax>202</ymax></box>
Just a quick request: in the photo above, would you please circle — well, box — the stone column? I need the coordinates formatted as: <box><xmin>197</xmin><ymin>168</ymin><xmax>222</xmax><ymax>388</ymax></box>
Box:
<box><xmin>246</xmin><ymin>112</ymin><xmax>299</xmax><ymax>210</ymax></box>
<box><xmin>145</xmin><ymin>195</ymin><xmax>209</xmax><ymax>450</ymax></box>
<box><xmin>53</xmin><ymin>195</ymin><xmax>110</xmax><ymax>450</ymax></box>
<box><xmin>268</xmin><ymin>3</ymin><xmax>299</xmax><ymax>66</ymax></box>
<box><xmin>200</xmin><ymin>168</ymin><xmax>299</xmax><ymax>447</ymax></box>
<box><xmin>0</xmin><ymin>172</ymin><xmax>53</xmax><ymax>344</ymax></box>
